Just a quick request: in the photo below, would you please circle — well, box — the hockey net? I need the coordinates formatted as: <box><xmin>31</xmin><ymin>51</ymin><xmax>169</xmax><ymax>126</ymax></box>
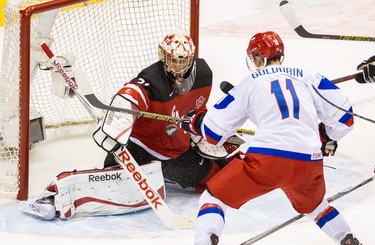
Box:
<box><xmin>0</xmin><ymin>0</ymin><xmax>199</xmax><ymax>200</ymax></box>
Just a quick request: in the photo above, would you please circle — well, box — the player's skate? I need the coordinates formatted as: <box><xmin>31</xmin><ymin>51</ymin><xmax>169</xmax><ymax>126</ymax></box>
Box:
<box><xmin>24</xmin><ymin>195</ymin><xmax>56</xmax><ymax>220</ymax></box>
<box><xmin>340</xmin><ymin>233</ymin><xmax>362</xmax><ymax>245</ymax></box>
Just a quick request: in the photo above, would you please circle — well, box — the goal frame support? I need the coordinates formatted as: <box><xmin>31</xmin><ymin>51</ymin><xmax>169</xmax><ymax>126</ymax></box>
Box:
<box><xmin>17</xmin><ymin>0</ymin><xmax>200</xmax><ymax>200</ymax></box>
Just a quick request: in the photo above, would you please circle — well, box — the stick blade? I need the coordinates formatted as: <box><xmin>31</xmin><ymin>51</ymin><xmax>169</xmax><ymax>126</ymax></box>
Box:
<box><xmin>279</xmin><ymin>0</ymin><xmax>301</xmax><ymax>30</ymax></box>
<box><xmin>220</xmin><ymin>81</ymin><xmax>234</xmax><ymax>94</ymax></box>
<box><xmin>167</xmin><ymin>214</ymin><xmax>196</xmax><ymax>229</ymax></box>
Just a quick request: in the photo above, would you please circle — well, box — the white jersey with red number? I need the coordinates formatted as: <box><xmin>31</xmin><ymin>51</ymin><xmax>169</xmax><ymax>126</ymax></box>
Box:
<box><xmin>201</xmin><ymin>65</ymin><xmax>354</xmax><ymax>161</ymax></box>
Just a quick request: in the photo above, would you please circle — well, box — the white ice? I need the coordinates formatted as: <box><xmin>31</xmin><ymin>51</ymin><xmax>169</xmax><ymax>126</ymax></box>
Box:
<box><xmin>0</xmin><ymin>0</ymin><xmax>374</xmax><ymax>244</ymax></box>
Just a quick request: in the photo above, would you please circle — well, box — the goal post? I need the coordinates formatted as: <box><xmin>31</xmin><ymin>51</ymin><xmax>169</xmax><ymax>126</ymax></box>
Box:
<box><xmin>0</xmin><ymin>0</ymin><xmax>200</xmax><ymax>200</ymax></box>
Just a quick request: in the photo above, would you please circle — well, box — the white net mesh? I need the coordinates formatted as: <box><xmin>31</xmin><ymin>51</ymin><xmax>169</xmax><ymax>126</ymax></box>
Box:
<box><xmin>0</xmin><ymin>0</ymin><xmax>193</xmax><ymax>198</ymax></box>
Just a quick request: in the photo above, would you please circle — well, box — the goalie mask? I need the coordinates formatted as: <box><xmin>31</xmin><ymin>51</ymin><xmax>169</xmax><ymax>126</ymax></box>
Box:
<box><xmin>246</xmin><ymin>31</ymin><xmax>284</xmax><ymax>71</ymax></box>
<box><xmin>159</xmin><ymin>33</ymin><xmax>196</xmax><ymax>94</ymax></box>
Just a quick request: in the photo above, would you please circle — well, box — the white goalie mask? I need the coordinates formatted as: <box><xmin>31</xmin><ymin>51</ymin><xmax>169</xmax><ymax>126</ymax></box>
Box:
<box><xmin>158</xmin><ymin>33</ymin><xmax>195</xmax><ymax>81</ymax></box>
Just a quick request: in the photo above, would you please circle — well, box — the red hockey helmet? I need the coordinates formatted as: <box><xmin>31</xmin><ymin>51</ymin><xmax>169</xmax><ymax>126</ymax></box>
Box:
<box><xmin>247</xmin><ymin>31</ymin><xmax>284</xmax><ymax>59</ymax></box>
<box><xmin>246</xmin><ymin>31</ymin><xmax>284</xmax><ymax>71</ymax></box>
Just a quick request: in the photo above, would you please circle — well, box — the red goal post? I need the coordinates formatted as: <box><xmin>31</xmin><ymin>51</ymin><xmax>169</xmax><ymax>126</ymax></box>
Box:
<box><xmin>0</xmin><ymin>0</ymin><xmax>200</xmax><ymax>200</ymax></box>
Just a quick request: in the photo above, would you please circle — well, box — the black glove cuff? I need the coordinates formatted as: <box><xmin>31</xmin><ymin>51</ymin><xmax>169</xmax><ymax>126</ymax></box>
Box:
<box><xmin>355</xmin><ymin>73</ymin><xmax>366</xmax><ymax>84</ymax></box>
<box><xmin>365</xmin><ymin>65</ymin><xmax>375</xmax><ymax>83</ymax></box>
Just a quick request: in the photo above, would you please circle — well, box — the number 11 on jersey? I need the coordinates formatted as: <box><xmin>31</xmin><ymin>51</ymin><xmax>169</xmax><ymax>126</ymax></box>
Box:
<box><xmin>271</xmin><ymin>79</ymin><xmax>300</xmax><ymax>119</ymax></box>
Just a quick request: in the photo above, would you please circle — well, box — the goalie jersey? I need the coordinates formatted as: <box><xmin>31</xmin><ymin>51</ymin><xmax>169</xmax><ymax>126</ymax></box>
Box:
<box><xmin>201</xmin><ymin>65</ymin><xmax>354</xmax><ymax>161</ymax></box>
<box><xmin>117</xmin><ymin>58</ymin><xmax>212</xmax><ymax>159</ymax></box>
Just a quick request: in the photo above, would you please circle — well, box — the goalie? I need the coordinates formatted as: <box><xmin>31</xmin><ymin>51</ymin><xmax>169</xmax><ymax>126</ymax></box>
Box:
<box><xmin>26</xmin><ymin>33</ymin><xmax>246</xmax><ymax>220</ymax></box>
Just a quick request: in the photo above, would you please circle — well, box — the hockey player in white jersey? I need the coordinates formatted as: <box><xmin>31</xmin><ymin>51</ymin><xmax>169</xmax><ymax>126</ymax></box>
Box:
<box><xmin>181</xmin><ymin>31</ymin><xmax>363</xmax><ymax>245</ymax></box>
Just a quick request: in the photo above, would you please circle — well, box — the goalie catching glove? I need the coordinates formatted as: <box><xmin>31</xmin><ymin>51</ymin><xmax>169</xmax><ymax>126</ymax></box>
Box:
<box><xmin>355</xmin><ymin>55</ymin><xmax>375</xmax><ymax>83</ymax></box>
<box><xmin>93</xmin><ymin>94</ymin><xmax>139</xmax><ymax>152</ymax></box>
<box><xmin>183</xmin><ymin>110</ymin><xmax>247</xmax><ymax>160</ymax></box>
<box><xmin>318</xmin><ymin>122</ymin><xmax>338</xmax><ymax>157</ymax></box>
<box><xmin>191</xmin><ymin>134</ymin><xmax>246</xmax><ymax>160</ymax></box>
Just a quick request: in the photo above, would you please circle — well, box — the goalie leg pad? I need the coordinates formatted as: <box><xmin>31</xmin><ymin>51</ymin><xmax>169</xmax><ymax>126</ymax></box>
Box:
<box><xmin>53</xmin><ymin>161</ymin><xmax>164</xmax><ymax>219</ymax></box>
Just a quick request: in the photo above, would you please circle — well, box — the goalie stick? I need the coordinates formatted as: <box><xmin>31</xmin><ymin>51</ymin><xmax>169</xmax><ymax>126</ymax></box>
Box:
<box><xmin>54</xmin><ymin>55</ymin><xmax>255</xmax><ymax>135</ymax></box>
<box><xmin>40</xmin><ymin>43</ymin><xmax>195</xmax><ymax>229</ymax></box>
<box><xmin>279</xmin><ymin>0</ymin><xmax>375</xmax><ymax>42</ymax></box>
<box><xmin>81</xmin><ymin>82</ymin><xmax>255</xmax><ymax>135</ymax></box>
<box><xmin>40</xmin><ymin>43</ymin><xmax>100</xmax><ymax>124</ymax></box>
<box><xmin>240</xmin><ymin>171</ymin><xmax>374</xmax><ymax>244</ymax></box>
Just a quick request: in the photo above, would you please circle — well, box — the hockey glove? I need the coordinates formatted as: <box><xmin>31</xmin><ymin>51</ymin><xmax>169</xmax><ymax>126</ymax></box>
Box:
<box><xmin>181</xmin><ymin>110</ymin><xmax>206</xmax><ymax>135</ymax></box>
<box><xmin>318</xmin><ymin>122</ymin><xmax>338</xmax><ymax>157</ymax></box>
<box><xmin>93</xmin><ymin>94</ymin><xmax>138</xmax><ymax>152</ymax></box>
<box><xmin>93</xmin><ymin>124</ymin><xmax>122</xmax><ymax>153</ymax></box>
<box><xmin>191</xmin><ymin>134</ymin><xmax>245</xmax><ymax>160</ymax></box>
<box><xmin>355</xmin><ymin>55</ymin><xmax>375</xmax><ymax>83</ymax></box>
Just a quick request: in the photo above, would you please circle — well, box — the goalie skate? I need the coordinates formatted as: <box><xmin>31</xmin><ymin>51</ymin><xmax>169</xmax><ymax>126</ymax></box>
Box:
<box><xmin>24</xmin><ymin>195</ymin><xmax>56</xmax><ymax>220</ymax></box>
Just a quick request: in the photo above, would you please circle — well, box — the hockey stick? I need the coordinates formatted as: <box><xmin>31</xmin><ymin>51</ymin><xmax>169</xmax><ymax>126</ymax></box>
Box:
<box><xmin>40</xmin><ymin>43</ymin><xmax>195</xmax><ymax>229</ymax></box>
<box><xmin>112</xmin><ymin>147</ymin><xmax>196</xmax><ymax>229</ymax></box>
<box><xmin>311</xmin><ymin>85</ymin><xmax>375</xmax><ymax>124</ymax></box>
<box><xmin>220</xmin><ymin>72</ymin><xmax>362</xmax><ymax>135</ymax></box>
<box><xmin>40</xmin><ymin>43</ymin><xmax>100</xmax><ymax>124</ymax></box>
<box><xmin>220</xmin><ymin>71</ymin><xmax>362</xmax><ymax>94</ymax></box>
<box><xmin>63</xmin><ymin>60</ymin><xmax>255</xmax><ymax>135</ymax></box>
<box><xmin>220</xmin><ymin>71</ymin><xmax>361</xmax><ymax>136</ymax></box>
<box><xmin>84</xmin><ymin>92</ymin><xmax>188</xmax><ymax>123</ymax></box>
<box><xmin>221</xmin><ymin>71</ymin><xmax>375</xmax><ymax>125</ymax></box>
<box><xmin>240</xmin><ymin>172</ymin><xmax>374</xmax><ymax>244</ymax></box>
<box><xmin>40</xmin><ymin>44</ymin><xmax>181</xmax><ymax>123</ymax></box>
<box><xmin>82</xmin><ymin>82</ymin><xmax>255</xmax><ymax>135</ymax></box>
<box><xmin>279</xmin><ymin>0</ymin><xmax>375</xmax><ymax>42</ymax></box>
<box><xmin>332</xmin><ymin>72</ymin><xmax>361</xmax><ymax>84</ymax></box>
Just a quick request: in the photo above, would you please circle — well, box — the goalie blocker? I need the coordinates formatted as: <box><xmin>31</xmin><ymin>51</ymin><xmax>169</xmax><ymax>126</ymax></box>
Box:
<box><xmin>25</xmin><ymin>160</ymin><xmax>164</xmax><ymax>220</ymax></box>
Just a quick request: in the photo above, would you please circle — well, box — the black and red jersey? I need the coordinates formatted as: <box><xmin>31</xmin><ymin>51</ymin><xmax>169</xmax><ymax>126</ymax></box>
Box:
<box><xmin>117</xmin><ymin>58</ymin><xmax>212</xmax><ymax>158</ymax></box>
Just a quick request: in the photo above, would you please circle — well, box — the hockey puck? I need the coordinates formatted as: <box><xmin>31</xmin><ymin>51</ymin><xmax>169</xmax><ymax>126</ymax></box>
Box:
<box><xmin>165</xmin><ymin>124</ymin><xmax>178</xmax><ymax>136</ymax></box>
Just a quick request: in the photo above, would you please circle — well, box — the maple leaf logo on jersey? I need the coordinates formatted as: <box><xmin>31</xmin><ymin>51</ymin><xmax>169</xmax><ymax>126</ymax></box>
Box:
<box><xmin>195</xmin><ymin>95</ymin><xmax>206</xmax><ymax>110</ymax></box>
